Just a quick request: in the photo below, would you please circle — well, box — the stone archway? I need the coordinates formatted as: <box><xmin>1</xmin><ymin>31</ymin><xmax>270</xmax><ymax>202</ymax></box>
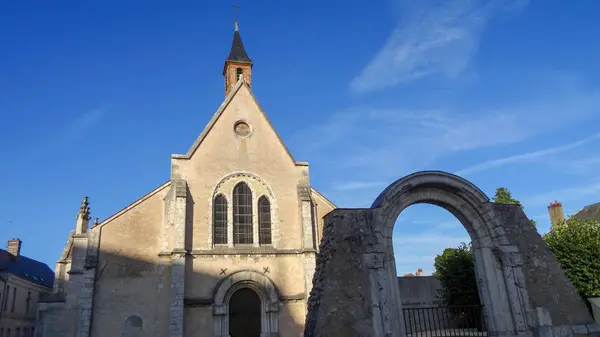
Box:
<box><xmin>213</xmin><ymin>269</ymin><xmax>280</xmax><ymax>337</ymax></box>
<box><xmin>369</xmin><ymin>171</ymin><xmax>525</xmax><ymax>337</ymax></box>
<box><xmin>305</xmin><ymin>171</ymin><xmax>596</xmax><ymax>337</ymax></box>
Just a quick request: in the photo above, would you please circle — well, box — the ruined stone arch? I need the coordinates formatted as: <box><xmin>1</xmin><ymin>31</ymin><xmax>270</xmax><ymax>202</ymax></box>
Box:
<box><xmin>207</xmin><ymin>171</ymin><xmax>280</xmax><ymax>248</ymax></box>
<box><xmin>306</xmin><ymin>170</ymin><xmax>597</xmax><ymax>337</ymax></box>
<box><xmin>370</xmin><ymin>171</ymin><xmax>525</xmax><ymax>337</ymax></box>
<box><xmin>212</xmin><ymin>269</ymin><xmax>280</xmax><ymax>336</ymax></box>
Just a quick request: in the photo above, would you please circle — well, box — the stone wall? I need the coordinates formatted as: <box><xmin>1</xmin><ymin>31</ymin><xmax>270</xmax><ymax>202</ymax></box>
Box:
<box><xmin>491</xmin><ymin>203</ymin><xmax>592</xmax><ymax>326</ymax></box>
<box><xmin>305</xmin><ymin>209</ymin><xmax>388</xmax><ymax>337</ymax></box>
<box><xmin>397</xmin><ymin>276</ymin><xmax>440</xmax><ymax>308</ymax></box>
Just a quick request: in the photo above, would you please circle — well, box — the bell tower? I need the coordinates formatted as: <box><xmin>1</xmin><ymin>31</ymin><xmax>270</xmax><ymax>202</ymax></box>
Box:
<box><xmin>223</xmin><ymin>19</ymin><xmax>253</xmax><ymax>97</ymax></box>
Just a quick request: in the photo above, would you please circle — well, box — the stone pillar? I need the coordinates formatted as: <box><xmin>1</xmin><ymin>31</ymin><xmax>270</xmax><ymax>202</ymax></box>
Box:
<box><xmin>300</xmin><ymin>199</ymin><xmax>314</xmax><ymax>249</ymax></box>
<box><xmin>66</xmin><ymin>235</ymin><xmax>88</xmax><ymax>307</ymax></box>
<box><xmin>299</xmin><ymin>184</ymin><xmax>318</xmax><ymax>308</ymax></box>
<box><xmin>303</xmin><ymin>253</ymin><xmax>316</xmax><ymax>306</ymax></box>
<box><xmin>169</xmin><ymin>179</ymin><xmax>187</xmax><ymax>337</ymax></box>
<box><xmin>305</xmin><ymin>209</ymin><xmax>406</xmax><ymax>337</ymax></box>
<box><xmin>75</xmin><ymin>228</ymin><xmax>100</xmax><ymax>337</ymax></box>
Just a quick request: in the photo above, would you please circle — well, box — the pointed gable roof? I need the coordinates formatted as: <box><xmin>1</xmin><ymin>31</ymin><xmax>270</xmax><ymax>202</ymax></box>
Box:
<box><xmin>172</xmin><ymin>79</ymin><xmax>307</xmax><ymax>167</ymax></box>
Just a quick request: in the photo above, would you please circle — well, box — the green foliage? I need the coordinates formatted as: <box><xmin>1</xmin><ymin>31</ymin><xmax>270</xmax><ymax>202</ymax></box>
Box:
<box><xmin>543</xmin><ymin>217</ymin><xmax>600</xmax><ymax>299</ymax></box>
<box><xmin>492</xmin><ymin>187</ymin><xmax>537</xmax><ymax>227</ymax></box>
<box><xmin>433</xmin><ymin>242</ymin><xmax>480</xmax><ymax>306</ymax></box>
<box><xmin>492</xmin><ymin>187</ymin><xmax>521</xmax><ymax>205</ymax></box>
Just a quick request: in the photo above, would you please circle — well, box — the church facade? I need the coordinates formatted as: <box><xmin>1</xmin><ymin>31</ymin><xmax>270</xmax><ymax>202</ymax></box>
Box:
<box><xmin>37</xmin><ymin>21</ymin><xmax>335</xmax><ymax>337</ymax></box>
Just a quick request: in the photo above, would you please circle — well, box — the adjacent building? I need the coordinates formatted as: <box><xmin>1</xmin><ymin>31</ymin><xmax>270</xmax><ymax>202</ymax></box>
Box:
<box><xmin>0</xmin><ymin>239</ymin><xmax>54</xmax><ymax>337</ymax></box>
<box><xmin>37</xmin><ymin>20</ymin><xmax>335</xmax><ymax>337</ymax></box>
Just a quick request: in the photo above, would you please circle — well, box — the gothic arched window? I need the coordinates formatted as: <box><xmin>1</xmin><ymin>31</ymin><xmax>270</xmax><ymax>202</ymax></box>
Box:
<box><xmin>236</xmin><ymin>67</ymin><xmax>244</xmax><ymax>80</ymax></box>
<box><xmin>213</xmin><ymin>194</ymin><xmax>228</xmax><ymax>245</ymax></box>
<box><xmin>258</xmin><ymin>196</ymin><xmax>272</xmax><ymax>245</ymax></box>
<box><xmin>233</xmin><ymin>182</ymin><xmax>253</xmax><ymax>244</ymax></box>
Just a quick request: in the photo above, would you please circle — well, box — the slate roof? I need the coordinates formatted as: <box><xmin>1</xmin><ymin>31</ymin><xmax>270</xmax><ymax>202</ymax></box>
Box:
<box><xmin>225</xmin><ymin>29</ymin><xmax>252</xmax><ymax>64</ymax></box>
<box><xmin>0</xmin><ymin>249</ymin><xmax>55</xmax><ymax>288</ymax></box>
<box><xmin>572</xmin><ymin>202</ymin><xmax>600</xmax><ymax>222</ymax></box>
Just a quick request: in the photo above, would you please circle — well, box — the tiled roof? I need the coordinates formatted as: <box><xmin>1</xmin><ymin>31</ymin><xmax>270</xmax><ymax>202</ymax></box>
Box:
<box><xmin>0</xmin><ymin>249</ymin><xmax>54</xmax><ymax>288</ymax></box>
<box><xmin>572</xmin><ymin>202</ymin><xmax>600</xmax><ymax>223</ymax></box>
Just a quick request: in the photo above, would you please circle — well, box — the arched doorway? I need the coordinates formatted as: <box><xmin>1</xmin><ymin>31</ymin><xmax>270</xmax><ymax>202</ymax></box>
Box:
<box><xmin>212</xmin><ymin>270</ymin><xmax>281</xmax><ymax>336</ymax></box>
<box><xmin>229</xmin><ymin>288</ymin><xmax>262</xmax><ymax>337</ymax></box>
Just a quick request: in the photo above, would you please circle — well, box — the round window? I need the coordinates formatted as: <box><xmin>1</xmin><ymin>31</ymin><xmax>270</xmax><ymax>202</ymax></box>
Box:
<box><xmin>234</xmin><ymin>121</ymin><xmax>252</xmax><ymax>137</ymax></box>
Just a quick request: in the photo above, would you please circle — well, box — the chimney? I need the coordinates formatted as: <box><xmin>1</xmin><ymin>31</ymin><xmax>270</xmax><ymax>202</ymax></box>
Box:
<box><xmin>7</xmin><ymin>238</ymin><xmax>22</xmax><ymax>256</ymax></box>
<box><xmin>416</xmin><ymin>268</ymin><xmax>423</xmax><ymax>276</ymax></box>
<box><xmin>548</xmin><ymin>201</ymin><xmax>565</xmax><ymax>228</ymax></box>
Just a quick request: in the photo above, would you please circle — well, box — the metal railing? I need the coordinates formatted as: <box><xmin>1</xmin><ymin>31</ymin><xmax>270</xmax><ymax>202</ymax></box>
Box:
<box><xmin>402</xmin><ymin>305</ymin><xmax>487</xmax><ymax>337</ymax></box>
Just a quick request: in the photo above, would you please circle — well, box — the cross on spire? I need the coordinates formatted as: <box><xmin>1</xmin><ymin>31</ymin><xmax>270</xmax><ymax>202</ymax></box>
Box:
<box><xmin>232</xmin><ymin>2</ymin><xmax>240</xmax><ymax>31</ymax></box>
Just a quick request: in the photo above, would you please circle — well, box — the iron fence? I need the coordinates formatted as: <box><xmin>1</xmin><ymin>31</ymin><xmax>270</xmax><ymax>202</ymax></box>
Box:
<box><xmin>402</xmin><ymin>305</ymin><xmax>487</xmax><ymax>337</ymax></box>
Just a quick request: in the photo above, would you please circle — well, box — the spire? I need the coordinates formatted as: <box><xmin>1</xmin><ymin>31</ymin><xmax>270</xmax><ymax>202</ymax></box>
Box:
<box><xmin>75</xmin><ymin>196</ymin><xmax>91</xmax><ymax>234</ymax></box>
<box><xmin>223</xmin><ymin>14</ymin><xmax>253</xmax><ymax>96</ymax></box>
<box><xmin>225</xmin><ymin>21</ymin><xmax>252</xmax><ymax>65</ymax></box>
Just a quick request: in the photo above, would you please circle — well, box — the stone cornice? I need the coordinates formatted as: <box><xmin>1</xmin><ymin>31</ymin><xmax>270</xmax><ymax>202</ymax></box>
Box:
<box><xmin>158</xmin><ymin>248</ymin><xmax>317</xmax><ymax>257</ymax></box>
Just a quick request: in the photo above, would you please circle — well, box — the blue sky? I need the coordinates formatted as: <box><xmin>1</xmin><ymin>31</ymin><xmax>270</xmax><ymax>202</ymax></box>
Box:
<box><xmin>2</xmin><ymin>0</ymin><xmax>600</xmax><ymax>276</ymax></box>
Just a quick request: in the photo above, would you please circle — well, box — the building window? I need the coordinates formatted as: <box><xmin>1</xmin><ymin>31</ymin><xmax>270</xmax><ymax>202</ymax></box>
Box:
<box><xmin>15</xmin><ymin>329</ymin><xmax>19</xmax><ymax>337</ymax></box>
<box><xmin>233</xmin><ymin>182</ymin><xmax>253</xmax><ymax>244</ymax></box>
<box><xmin>26</xmin><ymin>291</ymin><xmax>31</xmax><ymax>314</ymax></box>
<box><xmin>23</xmin><ymin>328</ymin><xmax>28</xmax><ymax>337</ymax></box>
<box><xmin>258</xmin><ymin>196</ymin><xmax>272</xmax><ymax>245</ymax></box>
<box><xmin>213</xmin><ymin>194</ymin><xmax>228</xmax><ymax>245</ymax></box>
<box><xmin>236</xmin><ymin>67</ymin><xmax>243</xmax><ymax>80</ymax></box>
<box><xmin>11</xmin><ymin>287</ymin><xmax>16</xmax><ymax>312</ymax></box>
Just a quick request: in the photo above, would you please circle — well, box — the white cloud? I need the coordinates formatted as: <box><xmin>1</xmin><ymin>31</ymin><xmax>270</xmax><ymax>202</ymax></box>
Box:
<box><xmin>18</xmin><ymin>109</ymin><xmax>107</xmax><ymax>162</ymax></box>
<box><xmin>524</xmin><ymin>181</ymin><xmax>600</xmax><ymax>207</ymax></box>
<box><xmin>293</xmin><ymin>86</ymin><xmax>600</xmax><ymax>197</ymax></box>
<box><xmin>394</xmin><ymin>233</ymin><xmax>470</xmax><ymax>246</ymax></box>
<box><xmin>455</xmin><ymin>132</ymin><xmax>600</xmax><ymax>176</ymax></box>
<box><xmin>331</xmin><ymin>180</ymin><xmax>387</xmax><ymax>191</ymax></box>
<box><xmin>542</xmin><ymin>156</ymin><xmax>600</xmax><ymax>176</ymax></box>
<box><xmin>350</xmin><ymin>0</ymin><xmax>528</xmax><ymax>93</ymax></box>
<box><xmin>395</xmin><ymin>255</ymin><xmax>438</xmax><ymax>264</ymax></box>
<box><xmin>393</xmin><ymin>232</ymin><xmax>470</xmax><ymax>275</ymax></box>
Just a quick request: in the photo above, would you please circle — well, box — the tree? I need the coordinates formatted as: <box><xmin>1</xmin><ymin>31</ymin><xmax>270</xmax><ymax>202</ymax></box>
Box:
<box><xmin>543</xmin><ymin>217</ymin><xmax>600</xmax><ymax>302</ymax></box>
<box><xmin>492</xmin><ymin>187</ymin><xmax>518</xmax><ymax>204</ymax></box>
<box><xmin>433</xmin><ymin>242</ymin><xmax>480</xmax><ymax>306</ymax></box>
<box><xmin>492</xmin><ymin>187</ymin><xmax>537</xmax><ymax>226</ymax></box>
<box><xmin>433</xmin><ymin>243</ymin><xmax>484</xmax><ymax>330</ymax></box>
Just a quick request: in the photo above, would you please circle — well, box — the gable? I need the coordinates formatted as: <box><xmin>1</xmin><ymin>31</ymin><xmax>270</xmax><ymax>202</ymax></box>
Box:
<box><xmin>311</xmin><ymin>187</ymin><xmax>336</xmax><ymax>209</ymax></box>
<box><xmin>94</xmin><ymin>181</ymin><xmax>171</xmax><ymax>229</ymax></box>
<box><xmin>172</xmin><ymin>79</ymin><xmax>306</xmax><ymax>166</ymax></box>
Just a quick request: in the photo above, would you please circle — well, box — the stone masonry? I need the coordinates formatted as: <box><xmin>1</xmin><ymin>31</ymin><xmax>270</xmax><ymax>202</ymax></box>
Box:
<box><xmin>305</xmin><ymin>171</ymin><xmax>600</xmax><ymax>337</ymax></box>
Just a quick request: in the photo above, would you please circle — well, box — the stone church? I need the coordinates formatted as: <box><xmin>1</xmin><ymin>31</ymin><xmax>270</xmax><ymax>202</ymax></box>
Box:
<box><xmin>37</xmin><ymin>21</ymin><xmax>336</xmax><ymax>337</ymax></box>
